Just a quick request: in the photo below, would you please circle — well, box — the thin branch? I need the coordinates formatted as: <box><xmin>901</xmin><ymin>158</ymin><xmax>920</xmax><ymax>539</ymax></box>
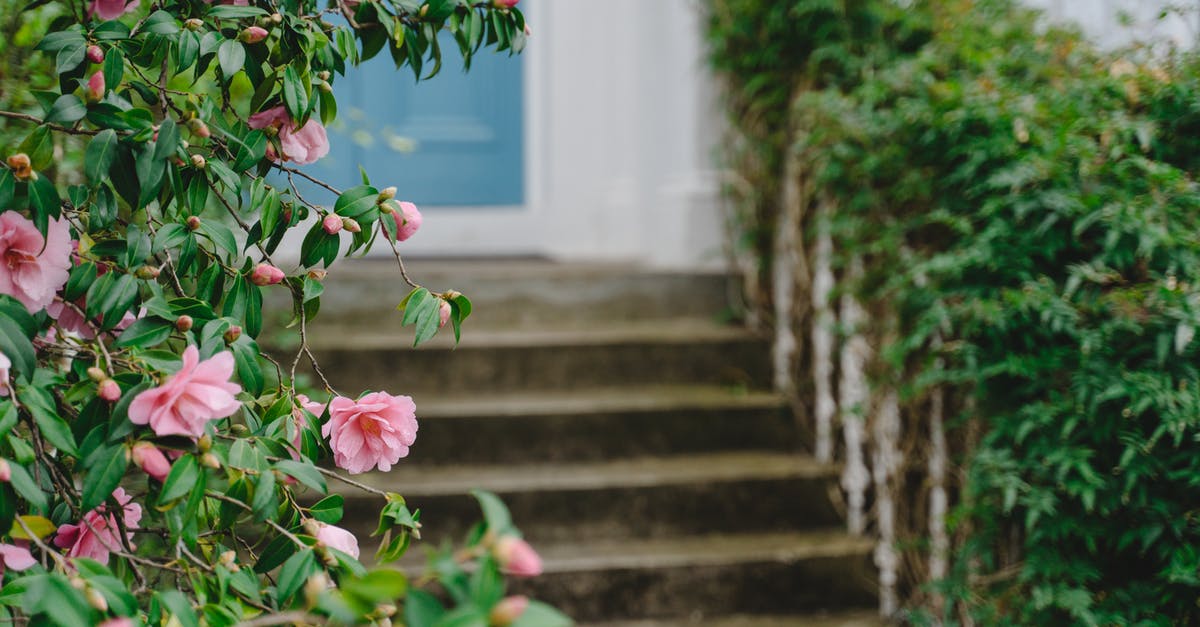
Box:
<box><xmin>0</xmin><ymin>110</ymin><xmax>105</xmax><ymax>136</ymax></box>
<box><xmin>235</xmin><ymin>611</ymin><xmax>328</xmax><ymax>627</ymax></box>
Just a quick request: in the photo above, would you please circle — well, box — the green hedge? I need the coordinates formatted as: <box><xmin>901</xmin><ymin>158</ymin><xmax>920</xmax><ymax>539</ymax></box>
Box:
<box><xmin>710</xmin><ymin>1</ymin><xmax>1200</xmax><ymax>623</ymax></box>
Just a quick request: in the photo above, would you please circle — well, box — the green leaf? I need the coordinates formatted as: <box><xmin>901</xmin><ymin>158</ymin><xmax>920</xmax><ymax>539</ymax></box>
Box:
<box><xmin>154</xmin><ymin>117</ymin><xmax>179</xmax><ymax>162</ymax></box>
<box><xmin>231</xmin><ymin>338</ymin><xmax>263</xmax><ymax>397</ymax></box>
<box><xmin>199</xmin><ymin>218</ymin><xmax>239</xmax><ymax>256</ymax></box>
<box><xmin>20</xmin><ymin>386</ymin><xmax>79</xmax><ymax>457</ymax></box>
<box><xmin>510</xmin><ymin>601</ymin><xmax>573</xmax><ymax>627</ymax></box>
<box><xmin>55</xmin><ymin>42</ymin><xmax>86</xmax><ymax>75</ymax></box>
<box><xmin>251</xmin><ymin>465</ymin><xmax>277</xmax><ymax>521</ymax></box>
<box><xmin>273</xmin><ymin>459</ymin><xmax>327</xmax><ymax>493</ymax></box>
<box><xmin>29</xmin><ymin>574</ymin><xmax>91</xmax><ymax>627</ymax></box>
<box><xmin>217</xmin><ymin>39</ymin><xmax>245</xmax><ymax>79</ymax></box>
<box><xmin>97</xmin><ymin>274</ymin><xmax>139</xmax><ymax>330</ymax></box>
<box><xmin>282</xmin><ymin>65</ymin><xmax>309</xmax><ymax>122</ymax></box>
<box><xmin>342</xmin><ymin>569</ymin><xmax>408</xmax><ymax>606</ymax></box>
<box><xmin>19</xmin><ymin>126</ymin><xmax>53</xmax><ymax>171</ymax></box>
<box><xmin>334</xmin><ymin>184</ymin><xmax>379</xmax><ymax>220</ymax></box>
<box><xmin>28</xmin><ymin>175</ymin><xmax>61</xmax><ymax>223</ymax></box>
<box><xmin>254</xmin><ymin>533</ymin><xmax>296</xmax><ymax>573</ymax></box>
<box><xmin>102</xmin><ymin>48</ymin><xmax>125</xmax><ymax>93</ymax></box>
<box><xmin>405</xmin><ymin>590</ymin><xmax>447</xmax><ymax>627</ymax></box>
<box><xmin>206</xmin><ymin>5</ymin><xmax>267</xmax><ymax>18</ymax></box>
<box><xmin>0</xmin><ymin>315</ymin><xmax>35</xmax><ymax>383</ymax></box>
<box><xmin>8</xmin><ymin>462</ymin><xmax>47</xmax><ymax>514</ymax></box>
<box><xmin>471</xmin><ymin>490</ymin><xmax>513</xmax><ymax>535</ymax></box>
<box><xmin>154</xmin><ymin>589</ymin><xmax>198</xmax><ymax>627</ymax></box>
<box><xmin>276</xmin><ymin>549</ymin><xmax>316</xmax><ymax>603</ymax></box>
<box><xmin>84</xmin><ymin>129</ymin><xmax>118</xmax><ymax>184</ymax></box>
<box><xmin>114</xmin><ymin>317</ymin><xmax>173</xmax><ymax>349</ymax></box>
<box><xmin>44</xmin><ymin>94</ymin><xmax>86</xmax><ymax>124</ymax></box>
<box><xmin>159</xmin><ymin>453</ymin><xmax>199</xmax><ymax>505</ymax></box>
<box><xmin>399</xmin><ymin>287</ymin><xmax>431</xmax><ymax>325</ymax></box>
<box><xmin>142</xmin><ymin>10</ymin><xmax>181</xmax><ymax>35</ymax></box>
<box><xmin>92</xmin><ymin>21</ymin><xmax>131</xmax><ymax>41</ymax></box>
<box><xmin>80</xmin><ymin>445</ymin><xmax>129</xmax><ymax>511</ymax></box>
<box><xmin>309</xmin><ymin>494</ymin><xmax>343</xmax><ymax>524</ymax></box>
<box><xmin>36</xmin><ymin>31</ymin><xmax>86</xmax><ymax>53</ymax></box>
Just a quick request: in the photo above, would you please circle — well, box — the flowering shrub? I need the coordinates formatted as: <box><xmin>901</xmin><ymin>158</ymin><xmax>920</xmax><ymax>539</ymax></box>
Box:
<box><xmin>0</xmin><ymin>0</ymin><xmax>565</xmax><ymax>625</ymax></box>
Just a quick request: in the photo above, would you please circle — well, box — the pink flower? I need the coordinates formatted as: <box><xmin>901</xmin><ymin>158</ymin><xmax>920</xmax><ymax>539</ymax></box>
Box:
<box><xmin>321</xmin><ymin>392</ymin><xmax>417</xmax><ymax>474</ymax></box>
<box><xmin>249</xmin><ymin>263</ymin><xmax>285</xmax><ymax>286</ymax></box>
<box><xmin>287</xmin><ymin>394</ymin><xmax>325</xmax><ymax>461</ymax></box>
<box><xmin>0</xmin><ymin>214</ymin><xmax>72</xmax><ymax>313</ymax></box>
<box><xmin>490</xmin><ymin>596</ymin><xmax>529</xmax><ymax>626</ymax></box>
<box><xmin>0</xmin><ymin>459</ymin><xmax>10</xmax><ymax>482</ymax></box>
<box><xmin>495</xmin><ymin>0</ymin><xmax>519</xmax><ymax>7</ymax></box>
<box><xmin>47</xmin><ymin>300</ymin><xmax>137</xmax><ymax>339</ymax></box>
<box><xmin>247</xmin><ymin>106</ymin><xmax>330</xmax><ymax>165</ymax></box>
<box><xmin>391</xmin><ymin>201</ymin><xmax>422</xmax><ymax>242</ymax></box>
<box><xmin>240</xmin><ymin>26</ymin><xmax>269</xmax><ymax>44</ymax></box>
<box><xmin>86</xmin><ymin>45</ymin><xmax>104</xmax><ymax>64</ymax></box>
<box><xmin>97</xmin><ymin>379</ymin><xmax>121</xmax><ymax>402</ymax></box>
<box><xmin>130</xmin><ymin>442</ymin><xmax>170</xmax><ymax>481</ymax></box>
<box><xmin>127</xmin><ymin>345</ymin><xmax>242</xmax><ymax>438</ymax></box>
<box><xmin>313</xmin><ymin>521</ymin><xmax>359</xmax><ymax>559</ymax></box>
<box><xmin>0</xmin><ymin>543</ymin><xmax>35</xmax><ymax>577</ymax></box>
<box><xmin>53</xmin><ymin>487</ymin><xmax>142</xmax><ymax>563</ymax></box>
<box><xmin>492</xmin><ymin>536</ymin><xmax>542</xmax><ymax>577</ymax></box>
<box><xmin>87</xmin><ymin>0</ymin><xmax>138</xmax><ymax>20</ymax></box>
<box><xmin>0</xmin><ymin>352</ymin><xmax>9</xmax><ymax>397</ymax></box>
<box><xmin>321</xmin><ymin>214</ymin><xmax>342</xmax><ymax>235</ymax></box>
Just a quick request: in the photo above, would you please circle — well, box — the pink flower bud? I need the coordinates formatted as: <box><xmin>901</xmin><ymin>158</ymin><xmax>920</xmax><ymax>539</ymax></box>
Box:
<box><xmin>391</xmin><ymin>201</ymin><xmax>422</xmax><ymax>242</ymax></box>
<box><xmin>188</xmin><ymin>118</ymin><xmax>211</xmax><ymax>139</ymax></box>
<box><xmin>492</xmin><ymin>536</ymin><xmax>542</xmax><ymax>577</ymax></box>
<box><xmin>240</xmin><ymin>26</ymin><xmax>269</xmax><ymax>44</ymax></box>
<box><xmin>249</xmin><ymin>263</ymin><xmax>285</xmax><ymax>286</ymax></box>
<box><xmin>175</xmin><ymin>315</ymin><xmax>194</xmax><ymax>332</ymax></box>
<box><xmin>490</xmin><ymin>596</ymin><xmax>529</xmax><ymax>626</ymax></box>
<box><xmin>438</xmin><ymin>300</ymin><xmax>451</xmax><ymax>328</ymax></box>
<box><xmin>313</xmin><ymin>521</ymin><xmax>360</xmax><ymax>559</ymax></box>
<box><xmin>494</xmin><ymin>0</ymin><xmax>519</xmax><ymax>8</ymax></box>
<box><xmin>130</xmin><ymin>442</ymin><xmax>170</xmax><ymax>482</ymax></box>
<box><xmin>98</xmin><ymin>379</ymin><xmax>121</xmax><ymax>402</ymax></box>
<box><xmin>223</xmin><ymin>325</ymin><xmax>242</xmax><ymax>343</ymax></box>
<box><xmin>85</xmin><ymin>71</ymin><xmax>105</xmax><ymax>103</ymax></box>
<box><xmin>322</xmin><ymin>214</ymin><xmax>342</xmax><ymax>235</ymax></box>
<box><xmin>86</xmin><ymin>366</ymin><xmax>107</xmax><ymax>382</ymax></box>
<box><xmin>0</xmin><ymin>459</ymin><xmax>11</xmax><ymax>483</ymax></box>
<box><xmin>86</xmin><ymin>45</ymin><xmax>104</xmax><ymax>64</ymax></box>
<box><xmin>186</xmin><ymin>216</ymin><xmax>202</xmax><ymax>230</ymax></box>
<box><xmin>341</xmin><ymin>217</ymin><xmax>361</xmax><ymax>233</ymax></box>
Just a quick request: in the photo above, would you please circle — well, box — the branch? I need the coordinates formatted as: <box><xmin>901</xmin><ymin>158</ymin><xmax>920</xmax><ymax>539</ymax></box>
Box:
<box><xmin>0</xmin><ymin>110</ymin><xmax>105</xmax><ymax>137</ymax></box>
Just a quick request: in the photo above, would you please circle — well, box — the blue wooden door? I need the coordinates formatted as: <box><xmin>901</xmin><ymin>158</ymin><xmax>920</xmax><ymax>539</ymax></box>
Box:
<box><xmin>308</xmin><ymin>33</ymin><xmax>525</xmax><ymax>206</ymax></box>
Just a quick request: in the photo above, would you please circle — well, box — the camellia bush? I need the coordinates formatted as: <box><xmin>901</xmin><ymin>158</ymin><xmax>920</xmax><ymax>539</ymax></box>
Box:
<box><xmin>0</xmin><ymin>0</ymin><xmax>567</xmax><ymax>625</ymax></box>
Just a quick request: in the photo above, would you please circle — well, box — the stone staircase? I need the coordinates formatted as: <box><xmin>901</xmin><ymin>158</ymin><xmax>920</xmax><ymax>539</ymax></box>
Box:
<box><xmin>302</xmin><ymin>260</ymin><xmax>877</xmax><ymax>625</ymax></box>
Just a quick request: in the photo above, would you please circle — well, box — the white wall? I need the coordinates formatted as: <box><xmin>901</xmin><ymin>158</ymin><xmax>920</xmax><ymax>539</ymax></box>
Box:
<box><xmin>1025</xmin><ymin>0</ymin><xmax>1198</xmax><ymax>48</ymax></box>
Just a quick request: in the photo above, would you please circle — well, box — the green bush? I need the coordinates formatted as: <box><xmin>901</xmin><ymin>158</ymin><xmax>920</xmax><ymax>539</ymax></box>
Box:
<box><xmin>711</xmin><ymin>0</ymin><xmax>1200</xmax><ymax>623</ymax></box>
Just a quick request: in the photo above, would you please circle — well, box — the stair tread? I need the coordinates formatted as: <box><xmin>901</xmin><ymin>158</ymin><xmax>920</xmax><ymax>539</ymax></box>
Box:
<box><xmin>530</xmin><ymin>530</ymin><xmax>873</xmax><ymax>573</ymax></box>
<box><xmin>305</xmin><ymin>319</ymin><xmax>760</xmax><ymax>350</ymax></box>
<box><xmin>350</xmin><ymin>451</ymin><xmax>834</xmax><ymax>496</ymax></box>
<box><xmin>585</xmin><ymin>609</ymin><xmax>881</xmax><ymax>627</ymax></box>
<box><xmin>414</xmin><ymin>385</ymin><xmax>784</xmax><ymax>418</ymax></box>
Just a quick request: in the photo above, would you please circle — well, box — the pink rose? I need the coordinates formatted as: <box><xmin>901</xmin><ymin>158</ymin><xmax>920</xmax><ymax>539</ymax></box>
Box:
<box><xmin>391</xmin><ymin>201</ymin><xmax>422</xmax><ymax>242</ymax></box>
<box><xmin>127</xmin><ymin>345</ymin><xmax>242</xmax><ymax>438</ymax></box>
<box><xmin>87</xmin><ymin>0</ymin><xmax>139</xmax><ymax>20</ymax></box>
<box><xmin>0</xmin><ymin>214</ymin><xmax>73</xmax><ymax>313</ymax></box>
<box><xmin>492</xmin><ymin>536</ymin><xmax>542</xmax><ymax>577</ymax></box>
<box><xmin>53</xmin><ymin>487</ymin><xmax>142</xmax><ymax>563</ymax></box>
<box><xmin>490</xmin><ymin>596</ymin><xmax>529</xmax><ymax>626</ymax></box>
<box><xmin>130</xmin><ymin>442</ymin><xmax>171</xmax><ymax>481</ymax></box>
<box><xmin>321</xmin><ymin>392</ymin><xmax>417</xmax><ymax>474</ymax></box>
<box><xmin>313</xmin><ymin>521</ymin><xmax>359</xmax><ymax>559</ymax></box>
<box><xmin>247</xmin><ymin>106</ymin><xmax>330</xmax><ymax>165</ymax></box>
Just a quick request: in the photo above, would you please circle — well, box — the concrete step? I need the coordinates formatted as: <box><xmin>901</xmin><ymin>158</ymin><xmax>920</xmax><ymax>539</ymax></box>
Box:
<box><xmin>304</xmin><ymin>321</ymin><xmax>771</xmax><ymax>395</ymax></box>
<box><xmin>498</xmin><ymin>531</ymin><xmax>876</xmax><ymax>623</ymax></box>
<box><xmin>585</xmin><ymin>609</ymin><xmax>881</xmax><ymax>626</ymax></box>
<box><xmin>403</xmin><ymin>386</ymin><xmax>799</xmax><ymax>465</ymax></box>
<box><xmin>276</xmin><ymin>259</ymin><xmax>737</xmax><ymax>330</ymax></box>
<box><xmin>341</xmin><ymin>452</ymin><xmax>843</xmax><ymax>544</ymax></box>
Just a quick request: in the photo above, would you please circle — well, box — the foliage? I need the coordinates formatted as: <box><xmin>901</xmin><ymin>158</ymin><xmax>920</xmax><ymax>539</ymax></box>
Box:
<box><xmin>0</xmin><ymin>0</ymin><xmax>566</xmax><ymax>625</ymax></box>
<box><xmin>711</xmin><ymin>0</ymin><xmax>1200</xmax><ymax>623</ymax></box>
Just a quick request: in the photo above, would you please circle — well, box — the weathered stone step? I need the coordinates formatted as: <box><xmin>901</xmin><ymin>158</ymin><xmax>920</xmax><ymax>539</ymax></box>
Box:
<box><xmin>305</xmin><ymin>322</ymin><xmax>771</xmax><ymax>395</ymax></box>
<box><xmin>284</xmin><ymin>259</ymin><xmax>736</xmax><ymax>330</ymax></box>
<box><xmin>502</xmin><ymin>531</ymin><xmax>876</xmax><ymax>623</ymax></box>
<box><xmin>341</xmin><ymin>452</ymin><xmax>842</xmax><ymax>544</ymax></box>
<box><xmin>403</xmin><ymin>386</ymin><xmax>798</xmax><ymax>465</ymax></box>
<box><xmin>585</xmin><ymin>609</ymin><xmax>881</xmax><ymax>626</ymax></box>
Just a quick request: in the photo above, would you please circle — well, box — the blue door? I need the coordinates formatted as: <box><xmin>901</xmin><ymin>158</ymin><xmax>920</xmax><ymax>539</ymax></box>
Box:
<box><xmin>307</xmin><ymin>32</ymin><xmax>525</xmax><ymax>206</ymax></box>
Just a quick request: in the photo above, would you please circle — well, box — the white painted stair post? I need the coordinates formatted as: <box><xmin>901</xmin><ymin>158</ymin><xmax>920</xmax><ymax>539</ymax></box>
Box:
<box><xmin>838</xmin><ymin>258</ymin><xmax>871</xmax><ymax>536</ymax></box>
<box><xmin>810</xmin><ymin>201</ymin><xmax>836</xmax><ymax>463</ymax></box>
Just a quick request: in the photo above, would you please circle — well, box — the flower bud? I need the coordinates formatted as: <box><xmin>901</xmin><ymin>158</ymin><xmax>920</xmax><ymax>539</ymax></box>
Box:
<box><xmin>341</xmin><ymin>217</ymin><xmax>361</xmax><ymax>233</ymax></box>
<box><xmin>377</xmin><ymin>604</ymin><xmax>397</xmax><ymax>617</ymax></box>
<box><xmin>493</xmin><ymin>0</ymin><xmax>519</xmax><ymax>8</ymax></box>
<box><xmin>239</xmin><ymin>26</ymin><xmax>269</xmax><ymax>44</ymax></box>
<box><xmin>0</xmin><ymin>459</ymin><xmax>11</xmax><ymax>483</ymax></box>
<box><xmin>317</xmin><ymin>70</ymin><xmax>331</xmax><ymax>81</ymax></box>
<box><xmin>490</xmin><ymin>596</ymin><xmax>529</xmax><ymax>626</ymax></box>
<box><xmin>492</xmin><ymin>536</ymin><xmax>543</xmax><ymax>577</ymax></box>
<box><xmin>70</xmin><ymin>576</ymin><xmax>86</xmax><ymax>591</ymax></box>
<box><xmin>190</xmin><ymin>154</ymin><xmax>206</xmax><ymax>169</ymax></box>
<box><xmin>86</xmin><ymin>366</ymin><xmax>107</xmax><ymax>382</ymax></box>
<box><xmin>197</xmin><ymin>434</ymin><xmax>213</xmax><ymax>452</ymax></box>
<box><xmin>85</xmin><ymin>587</ymin><xmax>108</xmax><ymax>612</ymax></box>
<box><xmin>85</xmin><ymin>71</ymin><xmax>105</xmax><ymax>103</ymax></box>
<box><xmin>377</xmin><ymin>186</ymin><xmax>397</xmax><ymax>203</ymax></box>
<box><xmin>189</xmin><ymin>119</ymin><xmax>211</xmax><ymax>139</ymax></box>
<box><xmin>86</xmin><ymin>45</ymin><xmax>104</xmax><ymax>64</ymax></box>
<box><xmin>322</xmin><ymin>214</ymin><xmax>342</xmax><ymax>235</ymax></box>
<box><xmin>379</xmin><ymin>201</ymin><xmax>395</xmax><ymax>214</ymax></box>
<box><xmin>270</xmin><ymin>12</ymin><xmax>283</xmax><ymax>24</ymax></box>
<box><xmin>219</xmin><ymin>550</ymin><xmax>238</xmax><ymax>570</ymax></box>
<box><xmin>306</xmin><ymin>269</ymin><xmax>327</xmax><ymax>281</ymax></box>
<box><xmin>318</xmin><ymin>82</ymin><xmax>332</xmax><ymax>94</ymax></box>
<box><xmin>249</xmin><ymin>263</ymin><xmax>285</xmax><ymax>286</ymax></box>
<box><xmin>392</xmin><ymin>201</ymin><xmax>423</xmax><ymax>242</ymax></box>
<box><xmin>98</xmin><ymin>378</ymin><xmax>121</xmax><ymax>402</ymax></box>
<box><xmin>223</xmin><ymin>325</ymin><xmax>242</xmax><ymax>343</ymax></box>
<box><xmin>6</xmin><ymin>153</ymin><xmax>32</xmax><ymax>181</ymax></box>
<box><xmin>131</xmin><ymin>442</ymin><xmax>170</xmax><ymax>481</ymax></box>
<box><xmin>438</xmin><ymin>299</ymin><xmax>451</xmax><ymax>328</ymax></box>
<box><xmin>175</xmin><ymin>315</ymin><xmax>194</xmax><ymax>332</ymax></box>
<box><xmin>200</xmin><ymin>453</ymin><xmax>221</xmax><ymax>469</ymax></box>
<box><xmin>134</xmin><ymin>265</ymin><xmax>160</xmax><ymax>280</ymax></box>
<box><xmin>184</xmin><ymin>18</ymin><xmax>204</xmax><ymax>30</ymax></box>
<box><xmin>303</xmin><ymin>572</ymin><xmax>329</xmax><ymax>607</ymax></box>
<box><xmin>186</xmin><ymin>215</ymin><xmax>202</xmax><ymax>230</ymax></box>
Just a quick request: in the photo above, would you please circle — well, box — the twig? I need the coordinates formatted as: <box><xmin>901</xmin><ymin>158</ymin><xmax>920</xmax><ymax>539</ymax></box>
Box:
<box><xmin>234</xmin><ymin>611</ymin><xmax>328</xmax><ymax>627</ymax></box>
<box><xmin>0</xmin><ymin>110</ymin><xmax>105</xmax><ymax>136</ymax></box>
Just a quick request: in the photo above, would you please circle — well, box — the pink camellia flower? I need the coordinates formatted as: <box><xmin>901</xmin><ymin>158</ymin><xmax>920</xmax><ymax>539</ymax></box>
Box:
<box><xmin>247</xmin><ymin>106</ymin><xmax>330</xmax><ymax>165</ymax></box>
<box><xmin>492</xmin><ymin>536</ymin><xmax>543</xmax><ymax>577</ymax></box>
<box><xmin>85</xmin><ymin>71</ymin><xmax>105</xmax><ymax>103</ymax></box>
<box><xmin>490</xmin><ymin>596</ymin><xmax>529</xmax><ymax>626</ymax></box>
<box><xmin>249</xmin><ymin>262</ymin><xmax>285</xmax><ymax>286</ymax></box>
<box><xmin>313</xmin><ymin>521</ymin><xmax>360</xmax><ymax>559</ymax></box>
<box><xmin>47</xmin><ymin>299</ymin><xmax>138</xmax><ymax>340</ymax></box>
<box><xmin>127</xmin><ymin>345</ymin><xmax>242</xmax><ymax>438</ymax></box>
<box><xmin>0</xmin><ymin>214</ymin><xmax>73</xmax><ymax>313</ymax></box>
<box><xmin>391</xmin><ymin>201</ymin><xmax>422</xmax><ymax>242</ymax></box>
<box><xmin>130</xmin><ymin>442</ymin><xmax>170</xmax><ymax>481</ymax></box>
<box><xmin>53</xmin><ymin>487</ymin><xmax>142</xmax><ymax>563</ymax></box>
<box><xmin>0</xmin><ymin>543</ymin><xmax>35</xmax><ymax>577</ymax></box>
<box><xmin>87</xmin><ymin>0</ymin><xmax>139</xmax><ymax>20</ymax></box>
<box><xmin>321</xmin><ymin>214</ymin><xmax>342</xmax><ymax>235</ymax></box>
<box><xmin>322</xmin><ymin>392</ymin><xmax>417</xmax><ymax>474</ymax></box>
